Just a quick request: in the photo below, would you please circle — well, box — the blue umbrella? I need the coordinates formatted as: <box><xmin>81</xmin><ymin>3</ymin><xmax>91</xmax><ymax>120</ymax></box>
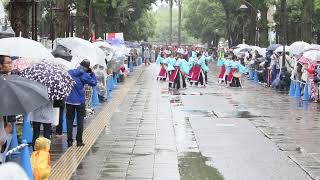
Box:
<box><xmin>106</xmin><ymin>38</ymin><xmax>124</xmax><ymax>46</ymax></box>
<box><xmin>266</xmin><ymin>44</ymin><xmax>281</xmax><ymax>51</ymax></box>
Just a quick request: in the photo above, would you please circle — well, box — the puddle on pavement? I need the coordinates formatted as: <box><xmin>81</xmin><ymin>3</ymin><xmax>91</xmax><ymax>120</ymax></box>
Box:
<box><xmin>236</xmin><ymin>110</ymin><xmax>270</xmax><ymax>118</ymax></box>
<box><xmin>183</xmin><ymin>109</ymin><xmax>218</xmax><ymax>118</ymax></box>
<box><xmin>178</xmin><ymin>152</ymin><xmax>224</xmax><ymax>180</ymax></box>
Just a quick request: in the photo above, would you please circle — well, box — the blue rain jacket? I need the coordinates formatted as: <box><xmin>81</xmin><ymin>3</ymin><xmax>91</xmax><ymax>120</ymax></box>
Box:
<box><xmin>66</xmin><ymin>67</ymin><xmax>97</xmax><ymax>105</ymax></box>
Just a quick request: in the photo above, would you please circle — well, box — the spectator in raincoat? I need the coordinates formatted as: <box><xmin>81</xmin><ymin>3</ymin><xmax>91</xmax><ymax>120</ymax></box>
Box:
<box><xmin>31</xmin><ymin>137</ymin><xmax>51</xmax><ymax>180</ymax></box>
<box><xmin>144</xmin><ymin>48</ymin><xmax>150</xmax><ymax>66</ymax></box>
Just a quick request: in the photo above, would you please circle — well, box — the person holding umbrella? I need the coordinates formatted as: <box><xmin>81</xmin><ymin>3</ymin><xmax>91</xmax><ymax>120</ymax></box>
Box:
<box><xmin>66</xmin><ymin>59</ymin><xmax>97</xmax><ymax>147</ymax></box>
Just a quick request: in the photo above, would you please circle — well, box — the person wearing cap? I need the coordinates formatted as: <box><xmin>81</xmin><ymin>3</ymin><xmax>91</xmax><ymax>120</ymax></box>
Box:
<box><xmin>66</xmin><ymin>59</ymin><xmax>97</xmax><ymax>147</ymax></box>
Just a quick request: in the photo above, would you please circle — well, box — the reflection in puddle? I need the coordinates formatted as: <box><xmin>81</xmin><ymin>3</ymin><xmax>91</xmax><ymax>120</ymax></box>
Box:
<box><xmin>183</xmin><ymin>109</ymin><xmax>218</xmax><ymax>118</ymax></box>
<box><xmin>236</xmin><ymin>110</ymin><xmax>270</xmax><ymax>118</ymax></box>
<box><xmin>178</xmin><ymin>152</ymin><xmax>224</xmax><ymax>180</ymax></box>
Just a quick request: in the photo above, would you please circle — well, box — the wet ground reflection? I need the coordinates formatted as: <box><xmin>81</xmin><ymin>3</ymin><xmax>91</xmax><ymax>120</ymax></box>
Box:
<box><xmin>178</xmin><ymin>152</ymin><xmax>224</xmax><ymax>180</ymax></box>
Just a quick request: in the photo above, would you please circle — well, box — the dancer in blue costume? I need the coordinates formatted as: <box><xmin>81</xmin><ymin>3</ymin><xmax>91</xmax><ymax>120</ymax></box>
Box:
<box><xmin>167</xmin><ymin>52</ymin><xmax>177</xmax><ymax>89</ymax></box>
<box><xmin>171</xmin><ymin>53</ymin><xmax>190</xmax><ymax>89</ymax></box>
<box><xmin>228</xmin><ymin>55</ymin><xmax>247</xmax><ymax>88</ymax></box>
<box><xmin>199</xmin><ymin>53</ymin><xmax>212</xmax><ymax>84</ymax></box>
<box><xmin>156</xmin><ymin>51</ymin><xmax>167</xmax><ymax>81</ymax></box>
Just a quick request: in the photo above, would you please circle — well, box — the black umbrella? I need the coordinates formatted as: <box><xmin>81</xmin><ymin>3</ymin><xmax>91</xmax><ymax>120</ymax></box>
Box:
<box><xmin>266</xmin><ymin>44</ymin><xmax>281</xmax><ymax>51</ymax></box>
<box><xmin>0</xmin><ymin>75</ymin><xmax>49</xmax><ymax>116</ymax></box>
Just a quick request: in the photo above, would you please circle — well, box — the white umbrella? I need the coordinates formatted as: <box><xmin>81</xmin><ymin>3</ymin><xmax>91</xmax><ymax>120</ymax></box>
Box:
<box><xmin>0</xmin><ymin>37</ymin><xmax>54</xmax><ymax>59</ymax></box>
<box><xmin>93</xmin><ymin>46</ymin><xmax>107</xmax><ymax>68</ymax></box>
<box><xmin>274</xmin><ymin>45</ymin><xmax>290</xmax><ymax>53</ymax></box>
<box><xmin>250</xmin><ymin>46</ymin><xmax>266</xmax><ymax>56</ymax></box>
<box><xmin>93</xmin><ymin>41</ymin><xmax>112</xmax><ymax>50</ymax></box>
<box><xmin>56</xmin><ymin>37</ymin><xmax>97</xmax><ymax>67</ymax></box>
<box><xmin>289</xmin><ymin>41</ymin><xmax>310</xmax><ymax>55</ymax></box>
<box><xmin>41</xmin><ymin>58</ymin><xmax>73</xmax><ymax>71</ymax></box>
<box><xmin>93</xmin><ymin>41</ymin><xmax>114</xmax><ymax>62</ymax></box>
<box><xmin>302</xmin><ymin>50</ymin><xmax>320</xmax><ymax>64</ymax></box>
<box><xmin>303</xmin><ymin>44</ymin><xmax>320</xmax><ymax>52</ymax></box>
<box><xmin>236</xmin><ymin>44</ymin><xmax>250</xmax><ymax>49</ymax></box>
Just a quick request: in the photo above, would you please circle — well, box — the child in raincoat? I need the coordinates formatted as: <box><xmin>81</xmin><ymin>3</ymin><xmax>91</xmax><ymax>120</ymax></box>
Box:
<box><xmin>31</xmin><ymin>137</ymin><xmax>51</xmax><ymax>180</ymax></box>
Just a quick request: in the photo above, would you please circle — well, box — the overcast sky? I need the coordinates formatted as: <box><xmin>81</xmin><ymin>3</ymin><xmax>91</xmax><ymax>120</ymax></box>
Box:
<box><xmin>152</xmin><ymin>0</ymin><xmax>179</xmax><ymax>11</ymax></box>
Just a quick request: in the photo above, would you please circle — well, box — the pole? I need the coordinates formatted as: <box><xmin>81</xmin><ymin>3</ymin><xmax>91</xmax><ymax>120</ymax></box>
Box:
<box><xmin>88</xmin><ymin>0</ymin><xmax>93</xmax><ymax>40</ymax></box>
<box><xmin>50</xmin><ymin>2</ymin><xmax>54</xmax><ymax>49</ymax></box>
<box><xmin>255</xmin><ymin>16</ymin><xmax>258</xmax><ymax>46</ymax></box>
<box><xmin>34</xmin><ymin>1</ymin><xmax>38</xmax><ymax>41</ymax></box>
<box><xmin>169</xmin><ymin>0</ymin><xmax>173</xmax><ymax>45</ymax></box>
<box><xmin>31</xmin><ymin>0</ymin><xmax>35</xmax><ymax>40</ymax></box>
<box><xmin>215</xmin><ymin>33</ymin><xmax>217</xmax><ymax>47</ymax></box>
<box><xmin>281</xmin><ymin>0</ymin><xmax>287</xmax><ymax>68</ymax></box>
<box><xmin>178</xmin><ymin>0</ymin><xmax>182</xmax><ymax>46</ymax></box>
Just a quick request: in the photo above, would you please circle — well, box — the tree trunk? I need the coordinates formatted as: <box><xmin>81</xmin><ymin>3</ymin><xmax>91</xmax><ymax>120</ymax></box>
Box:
<box><xmin>178</xmin><ymin>0</ymin><xmax>182</xmax><ymax>46</ymax></box>
<box><xmin>169</xmin><ymin>0</ymin><xmax>173</xmax><ymax>45</ymax></box>
<box><xmin>55</xmin><ymin>0</ymin><xmax>68</xmax><ymax>38</ymax></box>
<box><xmin>75</xmin><ymin>0</ymin><xmax>86</xmax><ymax>38</ymax></box>
<box><xmin>302</xmin><ymin>0</ymin><xmax>313</xmax><ymax>43</ymax></box>
<box><xmin>259</xmin><ymin>6</ymin><xmax>268</xmax><ymax>47</ymax></box>
<box><xmin>9</xmin><ymin>1</ymin><xmax>31</xmax><ymax>38</ymax></box>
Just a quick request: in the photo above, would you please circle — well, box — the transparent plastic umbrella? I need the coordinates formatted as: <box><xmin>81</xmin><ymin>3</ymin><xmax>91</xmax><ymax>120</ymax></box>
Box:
<box><xmin>0</xmin><ymin>37</ymin><xmax>54</xmax><ymax>59</ymax></box>
<box><xmin>302</xmin><ymin>50</ymin><xmax>320</xmax><ymax>64</ymax></box>
<box><xmin>56</xmin><ymin>37</ymin><xmax>97</xmax><ymax>66</ymax></box>
<box><xmin>289</xmin><ymin>41</ymin><xmax>310</xmax><ymax>55</ymax></box>
<box><xmin>274</xmin><ymin>46</ymin><xmax>290</xmax><ymax>53</ymax></box>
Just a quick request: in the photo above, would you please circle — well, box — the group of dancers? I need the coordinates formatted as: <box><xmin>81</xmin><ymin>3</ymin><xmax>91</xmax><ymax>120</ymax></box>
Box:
<box><xmin>156</xmin><ymin>48</ymin><xmax>211</xmax><ymax>90</ymax></box>
<box><xmin>155</xmin><ymin>47</ymin><xmax>247</xmax><ymax>89</ymax></box>
<box><xmin>217</xmin><ymin>49</ymin><xmax>247</xmax><ymax>88</ymax></box>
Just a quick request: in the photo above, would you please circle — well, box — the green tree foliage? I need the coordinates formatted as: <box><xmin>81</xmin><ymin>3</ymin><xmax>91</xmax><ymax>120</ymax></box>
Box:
<box><xmin>150</xmin><ymin>6</ymin><xmax>198</xmax><ymax>44</ymax></box>
<box><xmin>183</xmin><ymin>0</ymin><xmax>226</xmax><ymax>44</ymax></box>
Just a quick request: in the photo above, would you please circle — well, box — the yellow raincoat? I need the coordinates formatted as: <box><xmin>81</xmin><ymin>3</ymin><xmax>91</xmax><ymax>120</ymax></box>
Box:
<box><xmin>31</xmin><ymin>137</ymin><xmax>51</xmax><ymax>180</ymax></box>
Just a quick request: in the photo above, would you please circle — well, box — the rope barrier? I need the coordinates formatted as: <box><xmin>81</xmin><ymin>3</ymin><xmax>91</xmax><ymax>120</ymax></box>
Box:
<box><xmin>6</xmin><ymin>143</ymin><xmax>28</xmax><ymax>157</ymax></box>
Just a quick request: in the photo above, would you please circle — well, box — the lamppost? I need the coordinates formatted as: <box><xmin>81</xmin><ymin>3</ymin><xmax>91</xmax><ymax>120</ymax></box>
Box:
<box><xmin>240</xmin><ymin>1</ymin><xmax>260</xmax><ymax>46</ymax></box>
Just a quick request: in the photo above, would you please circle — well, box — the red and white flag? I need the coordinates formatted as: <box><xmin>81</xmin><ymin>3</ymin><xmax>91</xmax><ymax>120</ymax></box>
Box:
<box><xmin>105</xmin><ymin>32</ymin><xmax>124</xmax><ymax>41</ymax></box>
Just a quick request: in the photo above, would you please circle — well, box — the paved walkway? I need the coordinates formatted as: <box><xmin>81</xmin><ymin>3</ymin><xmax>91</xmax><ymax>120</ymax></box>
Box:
<box><xmin>49</xmin><ymin>66</ymin><xmax>144</xmax><ymax>180</ymax></box>
<box><xmin>68</xmin><ymin>63</ymin><xmax>312</xmax><ymax>180</ymax></box>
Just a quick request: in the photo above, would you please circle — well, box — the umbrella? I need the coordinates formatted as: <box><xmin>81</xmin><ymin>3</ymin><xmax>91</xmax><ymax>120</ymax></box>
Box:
<box><xmin>274</xmin><ymin>45</ymin><xmax>290</xmax><ymax>53</ymax></box>
<box><xmin>93</xmin><ymin>41</ymin><xmax>114</xmax><ymax>62</ymax></box>
<box><xmin>303</xmin><ymin>44</ymin><xmax>320</xmax><ymax>52</ymax></box>
<box><xmin>107</xmin><ymin>38</ymin><xmax>124</xmax><ymax>46</ymax></box>
<box><xmin>56</xmin><ymin>37</ymin><xmax>97</xmax><ymax>67</ymax></box>
<box><xmin>12</xmin><ymin>58</ymin><xmax>37</xmax><ymax>71</ymax></box>
<box><xmin>289</xmin><ymin>41</ymin><xmax>310</xmax><ymax>55</ymax></box>
<box><xmin>20</xmin><ymin>63</ymin><xmax>75</xmax><ymax>100</ymax></box>
<box><xmin>298</xmin><ymin>56</ymin><xmax>310</xmax><ymax>65</ymax></box>
<box><xmin>93</xmin><ymin>41</ymin><xmax>113</xmax><ymax>50</ymax></box>
<box><xmin>236</xmin><ymin>44</ymin><xmax>250</xmax><ymax>49</ymax></box>
<box><xmin>0</xmin><ymin>37</ymin><xmax>54</xmax><ymax>59</ymax></box>
<box><xmin>239</xmin><ymin>48</ymin><xmax>252</xmax><ymax>52</ymax></box>
<box><xmin>51</xmin><ymin>45</ymin><xmax>73</xmax><ymax>61</ymax></box>
<box><xmin>0</xmin><ymin>75</ymin><xmax>49</xmax><ymax>116</ymax></box>
<box><xmin>266</xmin><ymin>44</ymin><xmax>281</xmax><ymax>51</ymax></box>
<box><xmin>250</xmin><ymin>46</ymin><xmax>266</xmax><ymax>57</ymax></box>
<box><xmin>41</xmin><ymin>58</ymin><xmax>73</xmax><ymax>72</ymax></box>
<box><xmin>301</xmin><ymin>50</ymin><xmax>320</xmax><ymax>64</ymax></box>
<box><xmin>93</xmin><ymin>46</ymin><xmax>107</xmax><ymax>68</ymax></box>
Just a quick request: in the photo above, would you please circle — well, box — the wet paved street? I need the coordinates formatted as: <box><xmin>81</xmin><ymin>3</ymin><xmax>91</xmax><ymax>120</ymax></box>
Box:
<box><xmin>70</xmin><ymin>63</ymin><xmax>315</xmax><ymax>180</ymax></box>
